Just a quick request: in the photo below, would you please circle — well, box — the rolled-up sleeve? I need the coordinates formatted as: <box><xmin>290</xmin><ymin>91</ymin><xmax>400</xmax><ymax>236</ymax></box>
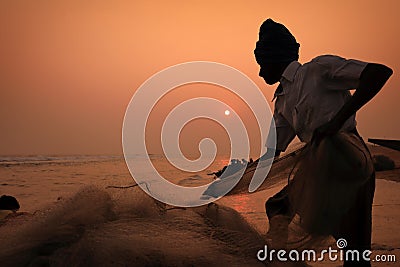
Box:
<box><xmin>314</xmin><ymin>55</ymin><xmax>368</xmax><ymax>90</ymax></box>
<box><xmin>266</xmin><ymin>112</ymin><xmax>296</xmax><ymax>152</ymax></box>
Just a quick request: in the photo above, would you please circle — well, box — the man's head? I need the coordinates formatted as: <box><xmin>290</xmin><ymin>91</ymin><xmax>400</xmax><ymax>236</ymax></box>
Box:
<box><xmin>254</xmin><ymin>19</ymin><xmax>300</xmax><ymax>85</ymax></box>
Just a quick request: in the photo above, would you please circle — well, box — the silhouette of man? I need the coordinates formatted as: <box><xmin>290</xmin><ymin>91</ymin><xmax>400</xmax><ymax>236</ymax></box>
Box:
<box><xmin>254</xmin><ymin>19</ymin><xmax>392</xmax><ymax>267</ymax></box>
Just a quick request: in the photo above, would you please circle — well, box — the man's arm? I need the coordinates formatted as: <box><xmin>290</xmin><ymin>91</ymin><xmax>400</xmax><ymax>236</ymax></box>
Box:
<box><xmin>314</xmin><ymin>63</ymin><xmax>393</xmax><ymax>139</ymax></box>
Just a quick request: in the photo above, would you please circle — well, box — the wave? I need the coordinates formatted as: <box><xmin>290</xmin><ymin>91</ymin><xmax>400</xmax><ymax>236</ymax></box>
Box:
<box><xmin>0</xmin><ymin>155</ymin><xmax>123</xmax><ymax>167</ymax></box>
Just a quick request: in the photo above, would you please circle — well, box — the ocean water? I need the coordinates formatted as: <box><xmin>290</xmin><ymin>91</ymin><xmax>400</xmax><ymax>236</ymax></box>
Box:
<box><xmin>0</xmin><ymin>155</ymin><xmax>278</xmax><ymax>266</ymax></box>
<box><xmin>0</xmin><ymin>155</ymin><xmax>130</xmax><ymax>213</ymax></box>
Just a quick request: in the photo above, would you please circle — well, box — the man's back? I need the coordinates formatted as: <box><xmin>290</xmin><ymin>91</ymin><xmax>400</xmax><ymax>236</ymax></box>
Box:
<box><xmin>275</xmin><ymin>55</ymin><xmax>367</xmax><ymax>144</ymax></box>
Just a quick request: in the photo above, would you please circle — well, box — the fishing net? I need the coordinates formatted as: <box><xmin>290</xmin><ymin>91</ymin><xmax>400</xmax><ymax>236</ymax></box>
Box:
<box><xmin>0</xmin><ymin>186</ymin><xmax>267</xmax><ymax>267</ymax></box>
<box><xmin>288</xmin><ymin>132</ymin><xmax>374</xmax><ymax>236</ymax></box>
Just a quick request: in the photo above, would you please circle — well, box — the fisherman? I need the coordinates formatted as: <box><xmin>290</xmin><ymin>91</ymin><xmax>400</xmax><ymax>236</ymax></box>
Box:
<box><xmin>254</xmin><ymin>19</ymin><xmax>392</xmax><ymax>266</ymax></box>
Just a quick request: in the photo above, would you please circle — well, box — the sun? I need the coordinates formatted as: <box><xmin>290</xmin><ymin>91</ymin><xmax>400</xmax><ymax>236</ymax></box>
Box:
<box><xmin>224</xmin><ymin>110</ymin><xmax>230</xmax><ymax>116</ymax></box>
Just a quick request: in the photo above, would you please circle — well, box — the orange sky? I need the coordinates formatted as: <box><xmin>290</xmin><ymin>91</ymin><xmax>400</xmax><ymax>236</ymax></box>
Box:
<box><xmin>1</xmin><ymin>1</ymin><xmax>399</xmax><ymax>155</ymax></box>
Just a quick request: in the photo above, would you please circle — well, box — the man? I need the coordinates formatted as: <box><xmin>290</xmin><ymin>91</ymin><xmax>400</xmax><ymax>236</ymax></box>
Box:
<box><xmin>254</xmin><ymin>19</ymin><xmax>392</xmax><ymax>266</ymax></box>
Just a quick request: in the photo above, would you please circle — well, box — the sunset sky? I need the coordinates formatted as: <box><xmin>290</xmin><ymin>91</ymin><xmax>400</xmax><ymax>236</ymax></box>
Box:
<box><xmin>1</xmin><ymin>1</ymin><xmax>399</xmax><ymax>156</ymax></box>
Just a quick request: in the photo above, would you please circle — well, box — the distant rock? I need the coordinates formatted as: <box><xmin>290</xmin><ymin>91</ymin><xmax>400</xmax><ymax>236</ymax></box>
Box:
<box><xmin>0</xmin><ymin>195</ymin><xmax>20</xmax><ymax>211</ymax></box>
<box><xmin>373</xmin><ymin>154</ymin><xmax>396</xmax><ymax>171</ymax></box>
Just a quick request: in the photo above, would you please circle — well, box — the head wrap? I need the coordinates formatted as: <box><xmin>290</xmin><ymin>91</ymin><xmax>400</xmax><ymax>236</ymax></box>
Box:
<box><xmin>254</xmin><ymin>19</ymin><xmax>300</xmax><ymax>64</ymax></box>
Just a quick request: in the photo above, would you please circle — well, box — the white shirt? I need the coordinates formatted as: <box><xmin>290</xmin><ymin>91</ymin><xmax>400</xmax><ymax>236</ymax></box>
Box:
<box><xmin>267</xmin><ymin>55</ymin><xmax>368</xmax><ymax>151</ymax></box>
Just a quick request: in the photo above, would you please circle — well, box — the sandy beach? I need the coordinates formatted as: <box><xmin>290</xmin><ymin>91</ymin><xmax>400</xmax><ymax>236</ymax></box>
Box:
<box><xmin>0</xmin><ymin>145</ymin><xmax>398</xmax><ymax>266</ymax></box>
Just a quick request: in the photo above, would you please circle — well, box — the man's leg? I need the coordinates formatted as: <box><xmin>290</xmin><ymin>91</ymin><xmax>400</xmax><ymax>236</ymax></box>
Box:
<box><xmin>265</xmin><ymin>185</ymin><xmax>292</xmax><ymax>249</ymax></box>
<box><xmin>332</xmin><ymin>173</ymin><xmax>376</xmax><ymax>267</ymax></box>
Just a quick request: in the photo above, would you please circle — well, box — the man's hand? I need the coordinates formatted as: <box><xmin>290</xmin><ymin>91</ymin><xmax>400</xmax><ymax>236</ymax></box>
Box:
<box><xmin>312</xmin><ymin>119</ymin><xmax>341</xmax><ymax>146</ymax></box>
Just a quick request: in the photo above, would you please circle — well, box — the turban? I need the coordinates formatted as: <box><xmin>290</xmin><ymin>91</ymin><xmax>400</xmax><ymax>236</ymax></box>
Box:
<box><xmin>254</xmin><ymin>19</ymin><xmax>300</xmax><ymax>64</ymax></box>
